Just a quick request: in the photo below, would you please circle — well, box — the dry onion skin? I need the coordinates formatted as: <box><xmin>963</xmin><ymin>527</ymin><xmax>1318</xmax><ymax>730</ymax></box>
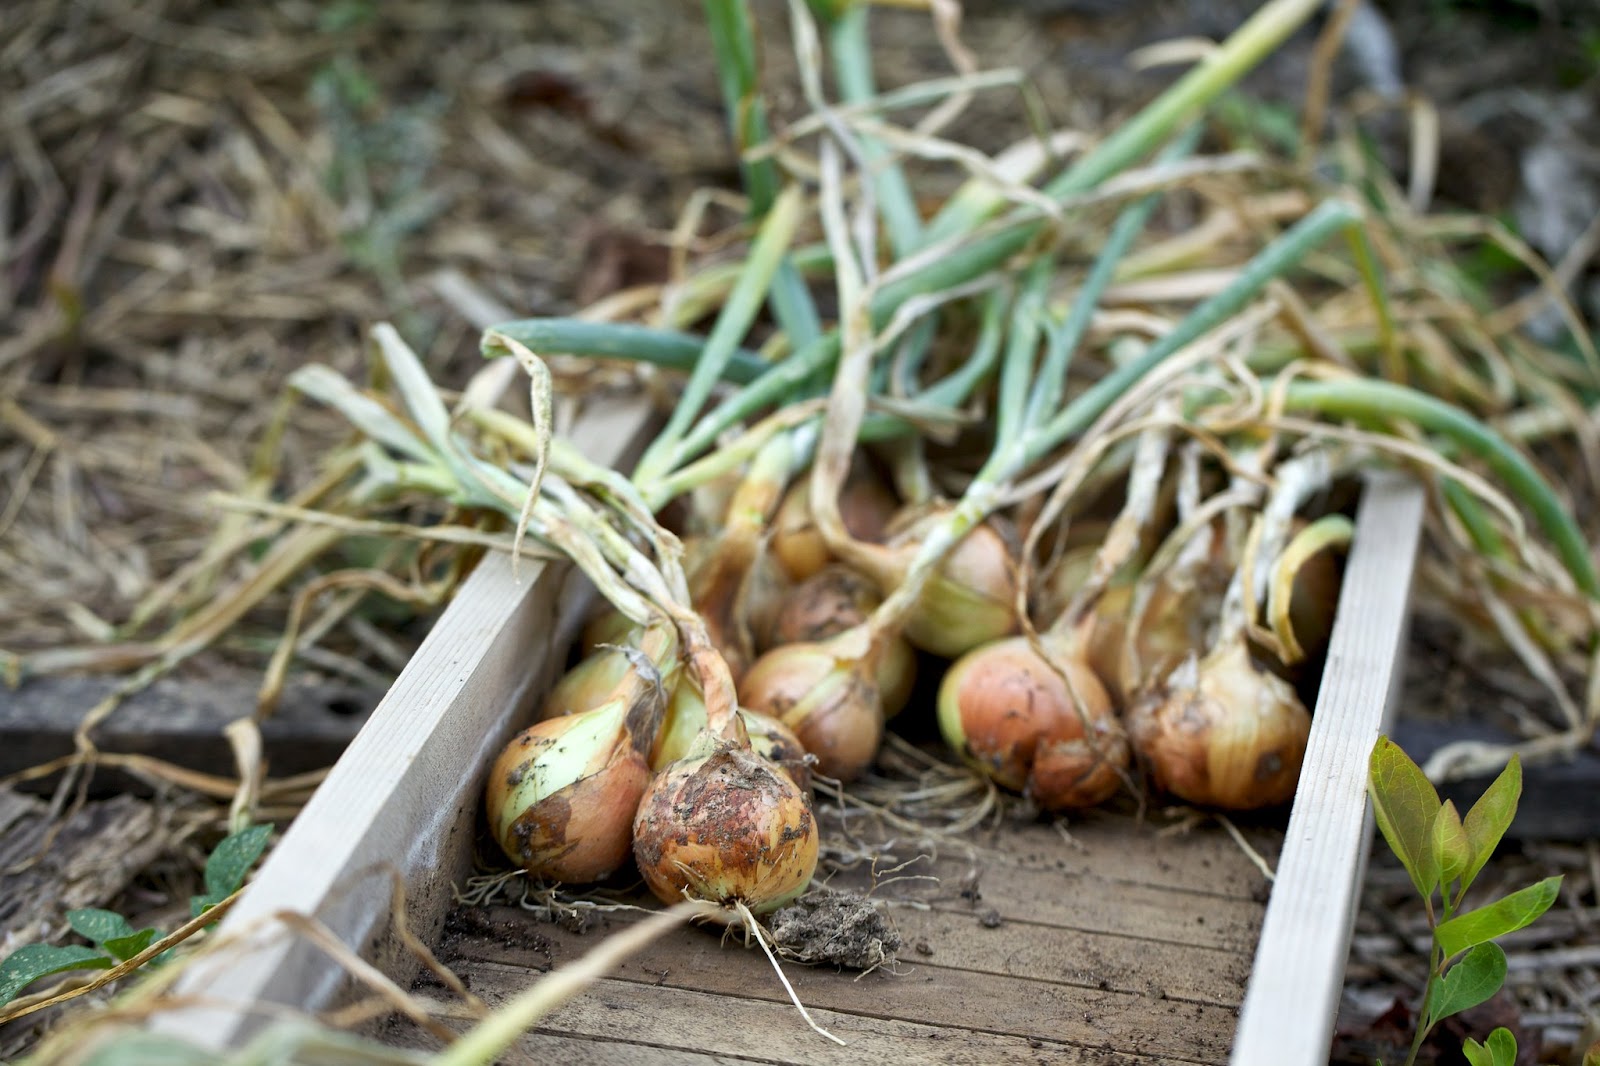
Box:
<box><xmin>486</xmin><ymin>695</ymin><xmax>659</xmax><ymax>883</ymax></box>
<box><xmin>937</xmin><ymin>635</ymin><xmax>1127</xmax><ymax>810</ymax></box>
<box><xmin>1128</xmin><ymin>640</ymin><xmax>1311</xmax><ymax>810</ymax></box>
<box><xmin>770</xmin><ymin>464</ymin><xmax>899</xmax><ymax>583</ymax></box>
<box><xmin>769</xmin><ymin>564</ymin><xmax>916</xmax><ymax>716</ymax></box>
<box><xmin>738</xmin><ymin>637</ymin><xmax>883</xmax><ymax>783</ymax></box>
<box><xmin>632</xmin><ymin>734</ymin><xmax>819</xmax><ymax>916</ymax></box>
<box><xmin>840</xmin><ymin>505</ymin><xmax>1019</xmax><ymax>659</ymax></box>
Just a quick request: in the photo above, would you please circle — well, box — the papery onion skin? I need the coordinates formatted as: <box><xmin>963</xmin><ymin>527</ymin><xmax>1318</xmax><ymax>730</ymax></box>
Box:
<box><xmin>738</xmin><ymin>641</ymin><xmax>883</xmax><ymax>783</ymax></box>
<box><xmin>632</xmin><ymin>739</ymin><xmax>819</xmax><ymax>915</ymax></box>
<box><xmin>770</xmin><ymin>565</ymin><xmax>916</xmax><ymax>717</ymax></box>
<box><xmin>486</xmin><ymin>704</ymin><xmax>654</xmax><ymax>883</ymax></box>
<box><xmin>539</xmin><ymin>646</ymin><xmax>633</xmax><ymax>721</ymax></box>
<box><xmin>770</xmin><ymin>467</ymin><xmax>898</xmax><ymax>583</ymax></box>
<box><xmin>937</xmin><ymin>635</ymin><xmax>1123</xmax><ymax>808</ymax></box>
<box><xmin>579</xmin><ymin>607</ymin><xmax>640</xmax><ymax>657</ymax></box>
<box><xmin>1128</xmin><ymin>641</ymin><xmax>1311</xmax><ymax>811</ymax></box>
<box><xmin>883</xmin><ymin>508</ymin><xmax>1019</xmax><ymax>658</ymax></box>
<box><xmin>650</xmin><ymin>683</ymin><xmax>813</xmax><ymax>791</ymax></box>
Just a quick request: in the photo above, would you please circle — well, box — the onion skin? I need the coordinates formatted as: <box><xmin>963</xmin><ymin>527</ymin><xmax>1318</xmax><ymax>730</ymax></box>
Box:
<box><xmin>539</xmin><ymin>646</ymin><xmax>634</xmax><ymax>721</ymax></box>
<box><xmin>738</xmin><ymin>640</ymin><xmax>883</xmax><ymax>783</ymax></box>
<box><xmin>937</xmin><ymin>635</ymin><xmax>1125</xmax><ymax>809</ymax></box>
<box><xmin>770</xmin><ymin>466</ymin><xmax>898</xmax><ymax>583</ymax></box>
<box><xmin>486</xmin><ymin>699</ymin><xmax>656</xmax><ymax>882</ymax></box>
<box><xmin>1128</xmin><ymin>641</ymin><xmax>1311</xmax><ymax>811</ymax></box>
<box><xmin>632</xmin><ymin>738</ymin><xmax>819</xmax><ymax>915</ymax></box>
<box><xmin>881</xmin><ymin>507</ymin><xmax>1019</xmax><ymax>659</ymax></box>
<box><xmin>579</xmin><ymin>607</ymin><xmax>639</xmax><ymax>657</ymax></box>
<box><xmin>650</xmin><ymin>683</ymin><xmax>812</xmax><ymax>790</ymax></box>
<box><xmin>770</xmin><ymin>565</ymin><xmax>916</xmax><ymax>717</ymax></box>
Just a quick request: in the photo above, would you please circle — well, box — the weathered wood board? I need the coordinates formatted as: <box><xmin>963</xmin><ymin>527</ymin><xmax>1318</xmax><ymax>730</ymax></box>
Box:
<box><xmin>386</xmin><ymin>812</ymin><xmax>1280</xmax><ymax>1065</ymax></box>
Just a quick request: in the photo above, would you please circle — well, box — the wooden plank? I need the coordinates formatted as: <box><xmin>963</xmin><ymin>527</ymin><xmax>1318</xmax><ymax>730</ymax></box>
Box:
<box><xmin>415</xmin><ymin>969</ymin><xmax>1205</xmax><ymax>1066</ymax></box>
<box><xmin>0</xmin><ymin>674</ymin><xmax>379</xmax><ymax>793</ymax></box>
<box><xmin>819</xmin><ymin>828</ymin><xmax>1270</xmax><ymax>955</ymax></box>
<box><xmin>1231</xmin><ymin>473</ymin><xmax>1426</xmax><ymax>1066</ymax></box>
<box><xmin>840</xmin><ymin>808</ymin><xmax>1282</xmax><ymax>903</ymax></box>
<box><xmin>443</xmin><ymin>911</ymin><xmax>1240</xmax><ymax>1062</ymax></box>
<box><xmin>148</xmin><ymin>392</ymin><xmax>658</xmax><ymax>1051</ymax></box>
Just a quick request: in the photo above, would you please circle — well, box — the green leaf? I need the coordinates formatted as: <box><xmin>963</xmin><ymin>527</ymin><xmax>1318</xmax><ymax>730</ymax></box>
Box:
<box><xmin>66</xmin><ymin>908</ymin><xmax>136</xmax><ymax>948</ymax></box>
<box><xmin>1368</xmin><ymin>736</ymin><xmax>1443</xmax><ymax>897</ymax></box>
<box><xmin>1484</xmin><ymin>1027</ymin><xmax>1517</xmax><ymax>1066</ymax></box>
<box><xmin>1431</xmin><ymin>800</ymin><xmax>1471</xmax><ymax>888</ymax></box>
<box><xmin>1436</xmin><ymin>876</ymin><xmax>1562</xmax><ymax>958</ymax></box>
<box><xmin>1427</xmin><ymin>942</ymin><xmax>1507</xmax><ymax>1028</ymax></box>
<box><xmin>102</xmin><ymin>929</ymin><xmax>161</xmax><ymax>963</ymax></box>
<box><xmin>191</xmin><ymin>824</ymin><xmax>273</xmax><ymax>917</ymax></box>
<box><xmin>1461</xmin><ymin>755</ymin><xmax>1521</xmax><ymax>894</ymax></box>
<box><xmin>1462</xmin><ymin>1028</ymin><xmax>1515</xmax><ymax>1066</ymax></box>
<box><xmin>80</xmin><ymin>1032</ymin><xmax>227</xmax><ymax>1066</ymax></box>
<box><xmin>0</xmin><ymin>944</ymin><xmax>114</xmax><ymax>1005</ymax></box>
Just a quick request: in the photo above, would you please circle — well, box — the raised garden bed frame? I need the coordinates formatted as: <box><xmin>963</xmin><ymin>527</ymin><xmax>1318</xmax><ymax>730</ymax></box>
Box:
<box><xmin>148</xmin><ymin>394</ymin><xmax>1427</xmax><ymax>1064</ymax></box>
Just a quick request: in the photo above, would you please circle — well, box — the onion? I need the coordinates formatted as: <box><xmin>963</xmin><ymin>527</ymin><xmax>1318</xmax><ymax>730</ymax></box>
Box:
<box><xmin>770</xmin><ymin>565</ymin><xmax>916</xmax><ymax>716</ymax></box>
<box><xmin>865</xmin><ymin>505</ymin><xmax>1019</xmax><ymax>658</ymax></box>
<box><xmin>486</xmin><ymin>691</ymin><xmax>661</xmax><ymax>883</ymax></box>
<box><xmin>770</xmin><ymin>464</ymin><xmax>898</xmax><ymax>583</ymax></box>
<box><xmin>632</xmin><ymin>733</ymin><xmax>819</xmax><ymax>915</ymax></box>
<box><xmin>738</xmin><ymin>636</ymin><xmax>883</xmax><ymax>783</ymax></box>
<box><xmin>1127</xmin><ymin>640</ymin><xmax>1310</xmax><ymax>810</ymax></box>
<box><xmin>579</xmin><ymin>606</ymin><xmax>638</xmax><ymax>657</ymax></box>
<box><xmin>651</xmin><ymin>683</ymin><xmax>812</xmax><ymax>790</ymax></box>
<box><xmin>539</xmin><ymin>646</ymin><xmax>635</xmax><ymax>721</ymax></box>
<box><xmin>937</xmin><ymin>635</ymin><xmax>1126</xmax><ymax>809</ymax></box>
<box><xmin>1031</xmin><ymin>544</ymin><xmax>1098</xmax><ymax>631</ymax></box>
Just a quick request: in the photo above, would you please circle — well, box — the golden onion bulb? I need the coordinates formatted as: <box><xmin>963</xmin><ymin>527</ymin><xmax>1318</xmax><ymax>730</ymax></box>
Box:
<box><xmin>737</xmin><ymin>639</ymin><xmax>883</xmax><ymax>783</ymax></box>
<box><xmin>1128</xmin><ymin>641</ymin><xmax>1311</xmax><ymax>811</ymax></box>
<box><xmin>632</xmin><ymin>737</ymin><xmax>819</xmax><ymax>915</ymax></box>
<box><xmin>937</xmin><ymin>635</ymin><xmax>1125</xmax><ymax>809</ymax></box>
<box><xmin>486</xmin><ymin>697</ymin><xmax>656</xmax><ymax>883</ymax></box>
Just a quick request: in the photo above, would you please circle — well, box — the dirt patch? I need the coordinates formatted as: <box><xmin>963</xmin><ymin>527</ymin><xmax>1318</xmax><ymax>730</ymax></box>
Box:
<box><xmin>767</xmin><ymin>887</ymin><xmax>903</xmax><ymax>971</ymax></box>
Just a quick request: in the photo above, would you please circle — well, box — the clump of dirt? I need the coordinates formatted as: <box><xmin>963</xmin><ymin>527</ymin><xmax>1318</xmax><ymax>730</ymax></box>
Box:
<box><xmin>767</xmin><ymin>888</ymin><xmax>902</xmax><ymax>971</ymax></box>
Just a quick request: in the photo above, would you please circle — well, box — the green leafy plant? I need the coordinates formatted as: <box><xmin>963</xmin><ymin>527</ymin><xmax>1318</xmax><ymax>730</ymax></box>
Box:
<box><xmin>0</xmin><ymin>823</ymin><xmax>272</xmax><ymax>1007</ymax></box>
<box><xmin>1368</xmin><ymin>736</ymin><xmax>1560</xmax><ymax>1066</ymax></box>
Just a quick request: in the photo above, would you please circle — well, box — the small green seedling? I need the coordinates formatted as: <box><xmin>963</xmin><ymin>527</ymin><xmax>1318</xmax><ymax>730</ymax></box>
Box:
<box><xmin>0</xmin><ymin>822</ymin><xmax>272</xmax><ymax>1008</ymax></box>
<box><xmin>1368</xmin><ymin>736</ymin><xmax>1560</xmax><ymax>1066</ymax></box>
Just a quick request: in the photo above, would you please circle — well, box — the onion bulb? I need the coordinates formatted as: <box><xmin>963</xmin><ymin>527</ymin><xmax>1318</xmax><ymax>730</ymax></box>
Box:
<box><xmin>539</xmin><ymin>645</ymin><xmax>635</xmax><ymax>721</ymax></box>
<box><xmin>937</xmin><ymin>635</ymin><xmax>1126</xmax><ymax>810</ymax></box>
<box><xmin>651</xmin><ymin>683</ymin><xmax>812</xmax><ymax>789</ymax></box>
<box><xmin>738</xmin><ymin>636</ymin><xmax>883</xmax><ymax>783</ymax></box>
<box><xmin>1127</xmin><ymin>640</ymin><xmax>1310</xmax><ymax>810</ymax></box>
<box><xmin>579</xmin><ymin>606</ymin><xmax>639</xmax><ymax>657</ymax></box>
<box><xmin>770</xmin><ymin>465</ymin><xmax>898</xmax><ymax>583</ymax></box>
<box><xmin>874</xmin><ymin>505</ymin><xmax>1019</xmax><ymax>658</ymax></box>
<box><xmin>769</xmin><ymin>565</ymin><xmax>916</xmax><ymax>717</ymax></box>
<box><xmin>632</xmin><ymin>733</ymin><xmax>818</xmax><ymax>915</ymax></box>
<box><xmin>486</xmin><ymin>689</ymin><xmax>661</xmax><ymax>883</ymax></box>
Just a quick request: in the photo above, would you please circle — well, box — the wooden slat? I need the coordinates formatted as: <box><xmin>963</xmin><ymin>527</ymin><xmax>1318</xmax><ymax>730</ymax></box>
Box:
<box><xmin>416</xmin><ymin>969</ymin><xmax>1204</xmax><ymax>1066</ymax></box>
<box><xmin>819</xmin><ymin>831</ymin><xmax>1269</xmax><ymax>954</ymax></box>
<box><xmin>148</xmin><ymin>392</ymin><xmax>657</xmax><ymax>1051</ymax></box>
<box><xmin>444</xmin><ymin>910</ymin><xmax>1241</xmax><ymax>1062</ymax></box>
<box><xmin>1231</xmin><ymin>473</ymin><xmax>1426</xmax><ymax>1065</ymax></box>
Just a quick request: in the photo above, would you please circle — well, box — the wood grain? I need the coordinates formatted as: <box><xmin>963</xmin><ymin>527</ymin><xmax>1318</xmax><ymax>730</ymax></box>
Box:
<box><xmin>442</xmin><ymin>914</ymin><xmax>1240</xmax><ymax>1062</ymax></box>
<box><xmin>1230</xmin><ymin>473</ymin><xmax>1426</xmax><ymax>1065</ymax></box>
<box><xmin>412</xmin><ymin>969</ymin><xmax>1209</xmax><ymax>1065</ymax></box>
<box><xmin>148</xmin><ymin>391</ymin><xmax>657</xmax><ymax>1051</ymax></box>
